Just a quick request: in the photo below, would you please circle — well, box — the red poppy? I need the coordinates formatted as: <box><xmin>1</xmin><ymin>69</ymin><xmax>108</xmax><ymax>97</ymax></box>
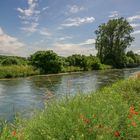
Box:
<box><xmin>128</xmin><ymin>114</ymin><xmax>133</xmax><ymax>118</ymax></box>
<box><xmin>129</xmin><ymin>107</ymin><xmax>135</xmax><ymax>114</ymax></box>
<box><xmin>132</xmin><ymin>120</ymin><xmax>137</xmax><ymax>127</ymax></box>
<box><xmin>12</xmin><ymin>130</ymin><xmax>16</xmax><ymax>137</ymax></box>
<box><xmin>129</xmin><ymin>106</ymin><xmax>135</xmax><ymax>111</ymax></box>
<box><xmin>114</xmin><ymin>131</ymin><xmax>120</xmax><ymax>137</ymax></box>
<box><xmin>134</xmin><ymin>111</ymin><xmax>138</xmax><ymax>115</ymax></box>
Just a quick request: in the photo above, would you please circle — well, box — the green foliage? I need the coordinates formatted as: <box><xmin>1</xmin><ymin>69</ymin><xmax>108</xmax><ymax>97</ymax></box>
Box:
<box><xmin>29</xmin><ymin>50</ymin><xmax>63</xmax><ymax>74</ymax></box>
<box><xmin>62</xmin><ymin>66</ymin><xmax>82</xmax><ymax>72</ymax></box>
<box><xmin>126</xmin><ymin>51</ymin><xmax>140</xmax><ymax>64</ymax></box>
<box><xmin>65</xmin><ymin>54</ymin><xmax>109</xmax><ymax>71</ymax></box>
<box><xmin>95</xmin><ymin>17</ymin><xmax>134</xmax><ymax>68</ymax></box>
<box><xmin>0</xmin><ymin>55</ymin><xmax>28</xmax><ymax>66</ymax></box>
<box><xmin>126</xmin><ymin>56</ymin><xmax>135</xmax><ymax>64</ymax></box>
<box><xmin>1</xmin><ymin>79</ymin><xmax>140</xmax><ymax>139</ymax></box>
<box><xmin>66</xmin><ymin>54</ymin><xmax>85</xmax><ymax>68</ymax></box>
<box><xmin>0</xmin><ymin>65</ymin><xmax>39</xmax><ymax>78</ymax></box>
<box><xmin>0</xmin><ymin>51</ymin><xmax>112</xmax><ymax>79</ymax></box>
<box><xmin>1</xmin><ymin>58</ymin><xmax>20</xmax><ymax>65</ymax></box>
<box><xmin>89</xmin><ymin>56</ymin><xmax>102</xmax><ymax>70</ymax></box>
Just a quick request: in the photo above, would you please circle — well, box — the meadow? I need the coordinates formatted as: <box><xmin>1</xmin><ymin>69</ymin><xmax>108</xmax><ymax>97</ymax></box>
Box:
<box><xmin>0</xmin><ymin>76</ymin><xmax>140</xmax><ymax>139</ymax></box>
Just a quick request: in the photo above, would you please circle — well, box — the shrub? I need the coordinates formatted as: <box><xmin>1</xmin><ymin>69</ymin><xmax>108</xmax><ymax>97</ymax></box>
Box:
<box><xmin>1</xmin><ymin>58</ymin><xmax>20</xmax><ymax>66</ymax></box>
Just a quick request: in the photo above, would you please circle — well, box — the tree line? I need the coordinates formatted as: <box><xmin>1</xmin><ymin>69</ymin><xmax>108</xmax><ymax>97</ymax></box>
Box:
<box><xmin>0</xmin><ymin>17</ymin><xmax>140</xmax><ymax>75</ymax></box>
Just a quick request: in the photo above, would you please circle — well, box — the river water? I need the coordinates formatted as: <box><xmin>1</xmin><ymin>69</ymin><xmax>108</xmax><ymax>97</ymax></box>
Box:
<box><xmin>0</xmin><ymin>68</ymin><xmax>140</xmax><ymax>121</ymax></box>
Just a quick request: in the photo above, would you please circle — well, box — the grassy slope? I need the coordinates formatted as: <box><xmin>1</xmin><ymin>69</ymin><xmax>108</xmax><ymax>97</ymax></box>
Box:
<box><xmin>0</xmin><ymin>65</ymin><xmax>39</xmax><ymax>78</ymax></box>
<box><xmin>1</xmin><ymin>78</ymin><xmax>140</xmax><ymax>140</ymax></box>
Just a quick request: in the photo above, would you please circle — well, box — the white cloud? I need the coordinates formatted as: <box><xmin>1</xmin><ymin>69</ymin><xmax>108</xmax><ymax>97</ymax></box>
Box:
<box><xmin>109</xmin><ymin>11</ymin><xmax>119</xmax><ymax>18</ymax></box>
<box><xmin>39</xmin><ymin>28</ymin><xmax>51</xmax><ymax>36</ymax></box>
<box><xmin>17</xmin><ymin>0</ymin><xmax>39</xmax><ymax>17</ymax></box>
<box><xmin>0</xmin><ymin>28</ymin><xmax>25</xmax><ymax>55</ymax></box>
<box><xmin>0</xmin><ymin>27</ymin><xmax>4</xmax><ymax>35</ymax></box>
<box><xmin>127</xmin><ymin>15</ymin><xmax>140</xmax><ymax>22</ymax></box>
<box><xmin>69</xmin><ymin>5</ymin><xmax>84</xmax><ymax>14</ymax></box>
<box><xmin>62</xmin><ymin>17</ymin><xmax>95</xmax><ymax>27</ymax></box>
<box><xmin>79</xmin><ymin>39</ymin><xmax>95</xmax><ymax>45</ymax></box>
<box><xmin>59</xmin><ymin>36</ymin><xmax>72</xmax><ymax>41</ymax></box>
<box><xmin>42</xmin><ymin>6</ymin><xmax>49</xmax><ymax>11</ymax></box>
<box><xmin>52</xmin><ymin>38</ymin><xmax>96</xmax><ymax>56</ymax></box>
<box><xmin>132</xmin><ymin>30</ymin><xmax>140</xmax><ymax>35</ymax></box>
<box><xmin>130</xmin><ymin>23</ymin><xmax>140</xmax><ymax>28</ymax></box>
<box><xmin>20</xmin><ymin>22</ymin><xmax>39</xmax><ymax>32</ymax></box>
<box><xmin>136</xmin><ymin>50</ymin><xmax>140</xmax><ymax>54</ymax></box>
<box><xmin>17</xmin><ymin>0</ymin><xmax>40</xmax><ymax>33</ymax></box>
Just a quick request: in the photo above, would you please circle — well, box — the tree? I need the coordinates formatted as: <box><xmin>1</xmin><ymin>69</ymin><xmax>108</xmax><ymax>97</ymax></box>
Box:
<box><xmin>126</xmin><ymin>51</ymin><xmax>140</xmax><ymax>65</ymax></box>
<box><xmin>66</xmin><ymin>54</ymin><xmax>83</xmax><ymax>67</ymax></box>
<box><xmin>95</xmin><ymin>17</ymin><xmax>134</xmax><ymax>68</ymax></box>
<box><xmin>29</xmin><ymin>50</ymin><xmax>63</xmax><ymax>74</ymax></box>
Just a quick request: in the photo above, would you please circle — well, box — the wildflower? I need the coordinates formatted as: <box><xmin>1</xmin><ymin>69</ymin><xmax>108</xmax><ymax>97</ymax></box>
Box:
<box><xmin>134</xmin><ymin>111</ymin><xmax>138</xmax><ymax>115</ymax></box>
<box><xmin>114</xmin><ymin>131</ymin><xmax>120</xmax><ymax>137</ymax></box>
<box><xmin>132</xmin><ymin>123</ymin><xmax>137</xmax><ymax>127</ymax></box>
<box><xmin>132</xmin><ymin>120</ymin><xmax>137</xmax><ymax>127</ymax></box>
<box><xmin>129</xmin><ymin>106</ymin><xmax>135</xmax><ymax>114</ymax></box>
<box><xmin>128</xmin><ymin>114</ymin><xmax>132</xmax><ymax>118</ymax></box>
<box><xmin>130</xmin><ymin>106</ymin><xmax>135</xmax><ymax>111</ymax></box>
<box><xmin>129</xmin><ymin>106</ymin><xmax>138</xmax><ymax>115</ymax></box>
<box><xmin>12</xmin><ymin>130</ymin><xmax>16</xmax><ymax>137</ymax></box>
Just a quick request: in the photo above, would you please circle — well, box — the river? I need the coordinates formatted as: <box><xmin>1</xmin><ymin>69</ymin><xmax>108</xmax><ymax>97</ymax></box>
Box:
<box><xmin>0</xmin><ymin>68</ymin><xmax>140</xmax><ymax>121</ymax></box>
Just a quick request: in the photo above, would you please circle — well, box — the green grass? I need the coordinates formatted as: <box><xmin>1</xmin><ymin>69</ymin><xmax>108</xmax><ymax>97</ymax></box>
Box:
<box><xmin>1</xmin><ymin>79</ymin><xmax>140</xmax><ymax>140</ymax></box>
<box><xmin>62</xmin><ymin>66</ymin><xmax>83</xmax><ymax>72</ymax></box>
<box><xmin>0</xmin><ymin>65</ymin><xmax>39</xmax><ymax>78</ymax></box>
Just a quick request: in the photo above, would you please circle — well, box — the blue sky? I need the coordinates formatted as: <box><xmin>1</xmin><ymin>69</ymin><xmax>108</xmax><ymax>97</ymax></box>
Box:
<box><xmin>0</xmin><ymin>0</ymin><xmax>140</xmax><ymax>56</ymax></box>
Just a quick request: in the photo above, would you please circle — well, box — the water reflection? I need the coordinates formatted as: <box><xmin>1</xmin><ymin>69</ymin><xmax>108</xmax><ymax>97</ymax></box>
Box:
<box><xmin>0</xmin><ymin>67</ymin><xmax>140</xmax><ymax>121</ymax></box>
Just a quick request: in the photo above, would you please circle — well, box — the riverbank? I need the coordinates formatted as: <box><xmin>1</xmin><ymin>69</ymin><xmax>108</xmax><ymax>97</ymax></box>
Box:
<box><xmin>131</xmin><ymin>71</ymin><xmax>140</xmax><ymax>79</ymax></box>
<box><xmin>0</xmin><ymin>63</ymin><xmax>139</xmax><ymax>80</ymax></box>
<box><xmin>0</xmin><ymin>65</ymin><xmax>39</xmax><ymax>79</ymax></box>
<box><xmin>1</xmin><ymin>77</ymin><xmax>140</xmax><ymax>139</ymax></box>
<box><xmin>0</xmin><ymin>64</ymin><xmax>112</xmax><ymax>79</ymax></box>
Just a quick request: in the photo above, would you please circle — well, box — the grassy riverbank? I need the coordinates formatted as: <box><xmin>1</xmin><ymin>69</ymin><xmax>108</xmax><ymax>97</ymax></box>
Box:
<box><xmin>0</xmin><ymin>65</ymin><xmax>39</xmax><ymax>78</ymax></box>
<box><xmin>1</xmin><ymin>78</ymin><xmax>140</xmax><ymax>139</ymax></box>
<box><xmin>0</xmin><ymin>65</ymin><xmax>112</xmax><ymax>79</ymax></box>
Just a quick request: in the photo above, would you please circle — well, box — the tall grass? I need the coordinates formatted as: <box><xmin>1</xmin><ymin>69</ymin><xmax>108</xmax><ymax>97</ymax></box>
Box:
<box><xmin>0</xmin><ymin>65</ymin><xmax>39</xmax><ymax>78</ymax></box>
<box><xmin>1</xmin><ymin>79</ymin><xmax>140</xmax><ymax>139</ymax></box>
<box><xmin>62</xmin><ymin>66</ymin><xmax>83</xmax><ymax>72</ymax></box>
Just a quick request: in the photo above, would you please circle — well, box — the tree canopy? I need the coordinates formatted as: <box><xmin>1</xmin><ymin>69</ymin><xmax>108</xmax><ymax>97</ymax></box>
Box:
<box><xmin>95</xmin><ymin>17</ymin><xmax>134</xmax><ymax>68</ymax></box>
<box><xmin>29</xmin><ymin>50</ymin><xmax>63</xmax><ymax>74</ymax></box>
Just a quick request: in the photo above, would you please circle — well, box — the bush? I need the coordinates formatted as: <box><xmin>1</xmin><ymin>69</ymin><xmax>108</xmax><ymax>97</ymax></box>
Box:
<box><xmin>126</xmin><ymin>56</ymin><xmax>135</xmax><ymax>65</ymax></box>
<box><xmin>1</xmin><ymin>58</ymin><xmax>20</xmax><ymax>66</ymax></box>
<box><xmin>91</xmin><ymin>58</ymin><xmax>103</xmax><ymax>70</ymax></box>
<box><xmin>29</xmin><ymin>51</ymin><xmax>63</xmax><ymax>74</ymax></box>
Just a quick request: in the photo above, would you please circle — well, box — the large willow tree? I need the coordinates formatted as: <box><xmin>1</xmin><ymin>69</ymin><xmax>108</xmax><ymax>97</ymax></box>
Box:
<box><xmin>95</xmin><ymin>17</ymin><xmax>134</xmax><ymax>68</ymax></box>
